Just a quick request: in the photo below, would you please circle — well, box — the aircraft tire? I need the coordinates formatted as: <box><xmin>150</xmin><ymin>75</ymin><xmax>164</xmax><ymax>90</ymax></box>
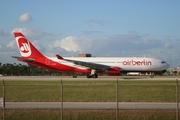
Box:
<box><xmin>87</xmin><ymin>74</ymin><xmax>98</xmax><ymax>78</ymax></box>
<box><xmin>73</xmin><ymin>75</ymin><xmax>77</xmax><ymax>78</ymax></box>
<box><xmin>150</xmin><ymin>75</ymin><xmax>154</xmax><ymax>78</ymax></box>
<box><xmin>87</xmin><ymin>74</ymin><xmax>91</xmax><ymax>78</ymax></box>
<box><xmin>92</xmin><ymin>74</ymin><xmax>98</xmax><ymax>78</ymax></box>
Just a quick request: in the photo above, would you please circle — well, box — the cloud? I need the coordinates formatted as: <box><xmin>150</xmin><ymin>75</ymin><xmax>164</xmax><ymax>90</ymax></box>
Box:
<box><xmin>0</xmin><ymin>40</ymin><xmax>19</xmax><ymax>64</ymax></box>
<box><xmin>17</xmin><ymin>13</ymin><xmax>33</xmax><ymax>23</ymax></box>
<box><xmin>46</xmin><ymin>33</ymin><xmax>163</xmax><ymax>58</ymax></box>
<box><xmin>12</xmin><ymin>28</ymin><xmax>34</xmax><ymax>36</ymax></box>
<box><xmin>164</xmin><ymin>43</ymin><xmax>173</xmax><ymax>49</ymax></box>
<box><xmin>11</xmin><ymin>28</ymin><xmax>53</xmax><ymax>39</ymax></box>
<box><xmin>31</xmin><ymin>39</ymin><xmax>44</xmax><ymax>51</ymax></box>
<box><xmin>0</xmin><ymin>28</ymin><xmax>8</xmax><ymax>36</ymax></box>
<box><xmin>88</xmin><ymin>34</ymin><xmax>162</xmax><ymax>56</ymax></box>
<box><xmin>87</xmin><ymin>19</ymin><xmax>108</xmax><ymax>26</ymax></box>
<box><xmin>57</xmin><ymin>37</ymin><xmax>81</xmax><ymax>52</ymax></box>
<box><xmin>51</xmin><ymin>36</ymin><xmax>87</xmax><ymax>53</ymax></box>
<box><xmin>7</xmin><ymin>40</ymin><xmax>16</xmax><ymax>48</ymax></box>
<box><xmin>82</xmin><ymin>30</ymin><xmax>104</xmax><ymax>35</ymax></box>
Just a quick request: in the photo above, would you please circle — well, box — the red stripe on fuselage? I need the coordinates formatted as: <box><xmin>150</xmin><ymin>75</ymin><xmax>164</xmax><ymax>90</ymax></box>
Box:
<box><xmin>20</xmin><ymin>57</ymin><xmax>91</xmax><ymax>73</ymax></box>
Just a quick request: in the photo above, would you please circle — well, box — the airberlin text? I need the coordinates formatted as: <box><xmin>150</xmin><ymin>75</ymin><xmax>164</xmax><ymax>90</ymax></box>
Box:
<box><xmin>123</xmin><ymin>59</ymin><xmax>152</xmax><ymax>66</ymax></box>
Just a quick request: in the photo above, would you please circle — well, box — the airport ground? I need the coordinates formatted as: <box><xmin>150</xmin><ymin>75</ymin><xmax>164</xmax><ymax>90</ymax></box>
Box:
<box><xmin>1</xmin><ymin>76</ymin><xmax>180</xmax><ymax>120</ymax></box>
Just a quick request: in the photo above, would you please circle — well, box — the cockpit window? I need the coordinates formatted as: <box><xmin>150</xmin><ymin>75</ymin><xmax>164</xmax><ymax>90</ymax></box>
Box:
<box><xmin>161</xmin><ymin>61</ymin><xmax>166</xmax><ymax>64</ymax></box>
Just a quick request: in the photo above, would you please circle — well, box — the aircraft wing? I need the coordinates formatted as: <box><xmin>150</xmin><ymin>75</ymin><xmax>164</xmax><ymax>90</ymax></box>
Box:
<box><xmin>56</xmin><ymin>55</ymin><xmax>109</xmax><ymax>70</ymax></box>
<box><xmin>12</xmin><ymin>56</ymin><xmax>34</xmax><ymax>63</ymax></box>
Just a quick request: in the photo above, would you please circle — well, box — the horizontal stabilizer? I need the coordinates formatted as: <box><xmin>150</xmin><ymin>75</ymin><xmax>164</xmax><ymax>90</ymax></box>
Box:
<box><xmin>12</xmin><ymin>56</ymin><xmax>34</xmax><ymax>63</ymax></box>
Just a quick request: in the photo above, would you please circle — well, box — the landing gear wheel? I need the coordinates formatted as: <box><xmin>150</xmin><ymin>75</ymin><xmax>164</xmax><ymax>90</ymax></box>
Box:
<box><xmin>87</xmin><ymin>74</ymin><xmax>91</xmax><ymax>78</ymax></box>
<box><xmin>87</xmin><ymin>74</ymin><xmax>98</xmax><ymax>78</ymax></box>
<box><xmin>150</xmin><ymin>75</ymin><xmax>154</xmax><ymax>78</ymax></box>
<box><xmin>73</xmin><ymin>75</ymin><xmax>77</xmax><ymax>78</ymax></box>
<box><xmin>93</xmin><ymin>74</ymin><xmax>98</xmax><ymax>78</ymax></box>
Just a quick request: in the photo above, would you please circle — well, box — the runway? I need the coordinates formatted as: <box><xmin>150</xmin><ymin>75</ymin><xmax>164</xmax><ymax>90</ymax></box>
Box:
<box><xmin>4</xmin><ymin>102</ymin><xmax>179</xmax><ymax>110</ymax></box>
<box><xmin>1</xmin><ymin>76</ymin><xmax>180</xmax><ymax>81</ymax></box>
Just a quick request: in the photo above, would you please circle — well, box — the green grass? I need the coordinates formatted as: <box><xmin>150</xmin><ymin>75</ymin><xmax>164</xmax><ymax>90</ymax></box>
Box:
<box><xmin>0</xmin><ymin>80</ymin><xmax>179</xmax><ymax>102</ymax></box>
<box><xmin>0</xmin><ymin>109</ymin><xmax>177</xmax><ymax>120</ymax></box>
<box><xmin>0</xmin><ymin>79</ymin><xmax>180</xmax><ymax>120</ymax></box>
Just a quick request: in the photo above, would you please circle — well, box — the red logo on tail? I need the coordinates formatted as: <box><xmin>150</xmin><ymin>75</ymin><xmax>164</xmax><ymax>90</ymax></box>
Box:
<box><xmin>20</xmin><ymin>43</ymin><xmax>29</xmax><ymax>53</ymax></box>
<box><xmin>17</xmin><ymin>37</ymin><xmax>32</xmax><ymax>57</ymax></box>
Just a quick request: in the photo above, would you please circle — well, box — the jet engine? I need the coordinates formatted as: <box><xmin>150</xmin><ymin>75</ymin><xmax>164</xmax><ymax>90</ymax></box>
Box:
<box><xmin>104</xmin><ymin>67</ymin><xmax>120</xmax><ymax>76</ymax></box>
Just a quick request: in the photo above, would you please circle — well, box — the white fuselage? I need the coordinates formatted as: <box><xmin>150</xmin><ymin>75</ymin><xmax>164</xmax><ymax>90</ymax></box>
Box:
<box><xmin>49</xmin><ymin>57</ymin><xmax>169</xmax><ymax>72</ymax></box>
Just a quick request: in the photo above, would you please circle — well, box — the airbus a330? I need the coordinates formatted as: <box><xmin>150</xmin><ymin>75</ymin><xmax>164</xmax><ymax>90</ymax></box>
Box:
<box><xmin>12</xmin><ymin>32</ymin><xmax>170</xmax><ymax>78</ymax></box>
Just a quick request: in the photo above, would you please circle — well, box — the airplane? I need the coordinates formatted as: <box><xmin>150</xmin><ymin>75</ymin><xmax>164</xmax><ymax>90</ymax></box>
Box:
<box><xmin>12</xmin><ymin>32</ymin><xmax>170</xmax><ymax>78</ymax></box>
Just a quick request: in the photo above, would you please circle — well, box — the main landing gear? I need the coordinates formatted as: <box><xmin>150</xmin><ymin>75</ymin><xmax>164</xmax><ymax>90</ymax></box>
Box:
<box><xmin>87</xmin><ymin>69</ymin><xmax>98</xmax><ymax>78</ymax></box>
<box><xmin>150</xmin><ymin>72</ymin><xmax>155</xmax><ymax>78</ymax></box>
<box><xmin>73</xmin><ymin>75</ymin><xmax>77</xmax><ymax>78</ymax></box>
<box><xmin>150</xmin><ymin>75</ymin><xmax>154</xmax><ymax>78</ymax></box>
<box><xmin>87</xmin><ymin>73</ymin><xmax>98</xmax><ymax>78</ymax></box>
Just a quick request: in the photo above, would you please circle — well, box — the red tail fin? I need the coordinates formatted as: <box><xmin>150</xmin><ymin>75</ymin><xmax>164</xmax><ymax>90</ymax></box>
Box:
<box><xmin>14</xmin><ymin>32</ymin><xmax>44</xmax><ymax>58</ymax></box>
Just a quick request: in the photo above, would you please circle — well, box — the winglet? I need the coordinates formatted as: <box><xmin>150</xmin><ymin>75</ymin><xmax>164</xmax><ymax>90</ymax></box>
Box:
<box><xmin>56</xmin><ymin>54</ymin><xmax>64</xmax><ymax>60</ymax></box>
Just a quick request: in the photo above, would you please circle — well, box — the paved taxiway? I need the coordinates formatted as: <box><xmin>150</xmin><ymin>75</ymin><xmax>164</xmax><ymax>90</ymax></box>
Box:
<box><xmin>1</xmin><ymin>76</ymin><xmax>180</xmax><ymax>81</ymax></box>
<box><xmin>4</xmin><ymin>102</ymin><xmax>179</xmax><ymax>109</ymax></box>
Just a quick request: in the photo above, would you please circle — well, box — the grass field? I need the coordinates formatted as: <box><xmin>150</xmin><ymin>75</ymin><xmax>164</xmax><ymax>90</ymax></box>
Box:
<box><xmin>0</xmin><ymin>109</ymin><xmax>177</xmax><ymax>120</ymax></box>
<box><xmin>0</xmin><ymin>79</ymin><xmax>179</xmax><ymax>102</ymax></box>
<box><xmin>0</xmin><ymin>77</ymin><xmax>180</xmax><ymax>119</ymax></box>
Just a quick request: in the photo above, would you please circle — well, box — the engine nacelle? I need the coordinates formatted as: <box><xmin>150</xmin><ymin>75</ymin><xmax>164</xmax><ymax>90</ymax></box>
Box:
<box><xmin>104</xmin><ymin>67</ymin><xmax>120</xmax><ymax>76</ymax></box>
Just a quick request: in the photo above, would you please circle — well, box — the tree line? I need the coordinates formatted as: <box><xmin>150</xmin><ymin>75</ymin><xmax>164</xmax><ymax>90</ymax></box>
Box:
<box><xmin>0</xmin><ymin>62</ymin><xmax>75</xmax><ymax>76</ymax></box>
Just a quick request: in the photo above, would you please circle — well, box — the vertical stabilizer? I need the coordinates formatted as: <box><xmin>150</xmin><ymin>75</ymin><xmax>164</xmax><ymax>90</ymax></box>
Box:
<box><xmin>14</xmin><ymin>32</ymin><xmax>44</xmax><ymax>58</ymax></box>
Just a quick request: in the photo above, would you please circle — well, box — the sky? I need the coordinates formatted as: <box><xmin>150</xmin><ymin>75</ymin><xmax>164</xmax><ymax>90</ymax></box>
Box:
<box><xmin>0</xmin><ymin>0</ymin><xmax>180</xmax><ymax>67</ymax></box>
